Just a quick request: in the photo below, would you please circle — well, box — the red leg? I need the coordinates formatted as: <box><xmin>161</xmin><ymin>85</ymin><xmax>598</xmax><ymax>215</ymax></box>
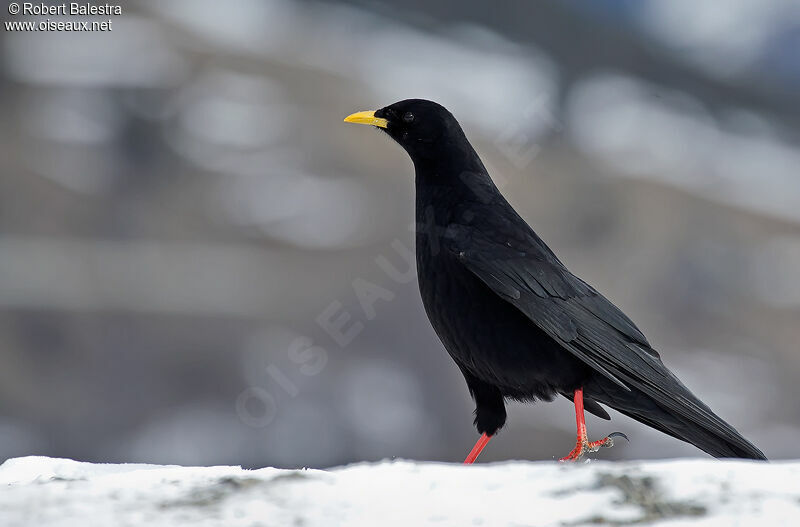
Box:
<box><xmin>463</xmin><ymin>433</ymin><xmax>492</xmax><ymax>464</ymax></box>
<box><xmin>559</xmin><ymin>388</ymin><xmax>616</xmax><ymax>461</ymax></box>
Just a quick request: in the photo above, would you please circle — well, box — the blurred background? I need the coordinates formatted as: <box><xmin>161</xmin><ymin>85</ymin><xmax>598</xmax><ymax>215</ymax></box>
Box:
<box><xmin>1</xmin><ymin>0</ymin><xmax>799</xmax><ymax>468</ymax></box>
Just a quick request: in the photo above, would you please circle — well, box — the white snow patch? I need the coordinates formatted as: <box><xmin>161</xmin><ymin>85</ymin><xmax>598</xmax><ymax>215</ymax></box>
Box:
<box><xmin>1</xmin><ymin>456</ymin><xmax>798</xmax><ymax>526</ymax></box>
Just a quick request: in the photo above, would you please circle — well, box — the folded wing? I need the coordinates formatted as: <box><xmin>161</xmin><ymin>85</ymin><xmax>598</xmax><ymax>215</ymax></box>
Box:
<box><xmin>445</xmin><ymin>221</ymin><xmax>766</xmax><ymax>459</ymax></box>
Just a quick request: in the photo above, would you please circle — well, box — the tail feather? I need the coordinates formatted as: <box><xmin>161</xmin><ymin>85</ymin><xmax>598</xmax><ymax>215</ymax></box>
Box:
<box><xmin>585</xmin><ymin>376</ymin><xmax>767</xmax><ymax>460</ymax></box>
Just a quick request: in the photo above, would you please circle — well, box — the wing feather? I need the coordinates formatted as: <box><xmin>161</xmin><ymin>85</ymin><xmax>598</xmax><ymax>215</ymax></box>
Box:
<box><xmin>446</xmin><ymin>223</ymin><xmax>746</xmax><ymax>438</ymax></box>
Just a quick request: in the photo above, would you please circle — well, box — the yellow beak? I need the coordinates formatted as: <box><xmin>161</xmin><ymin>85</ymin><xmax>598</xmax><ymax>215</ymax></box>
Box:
<box><xmin>343</xmin><ymin>110</ymin><xmax>388</xmax><ymax>129</ymax></box>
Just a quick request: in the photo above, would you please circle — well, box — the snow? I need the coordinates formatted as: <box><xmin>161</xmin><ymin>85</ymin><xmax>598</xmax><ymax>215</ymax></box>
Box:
<box><xmin>1</xmin><ymin>456</ymin><xmax>797</xmax><ymax>526</ymax></box>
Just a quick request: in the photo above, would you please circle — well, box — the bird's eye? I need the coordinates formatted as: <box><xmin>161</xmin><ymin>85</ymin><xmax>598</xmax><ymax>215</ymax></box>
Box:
<box><xmin>403</xmin><ymin>112</ymin><xmax>415</xmax><ymax>124</ymax></box>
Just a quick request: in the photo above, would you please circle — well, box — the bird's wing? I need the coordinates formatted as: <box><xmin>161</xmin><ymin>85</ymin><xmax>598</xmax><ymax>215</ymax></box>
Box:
<box><xmin>445</xmin><ymin>222</ymin><xmax>652</xmax><ymax>384</ymax></box>
<box><xmin>444</xmin><ymin>223</ymin><xmax>744</xmax><ymax>442</ymax></box>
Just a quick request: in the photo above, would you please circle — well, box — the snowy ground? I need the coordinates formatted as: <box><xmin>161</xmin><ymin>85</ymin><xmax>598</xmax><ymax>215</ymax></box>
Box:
<box><xmin>1</xmin><ymin>456</ymin><xmax>798</xmax><ymax>526</ymax></box>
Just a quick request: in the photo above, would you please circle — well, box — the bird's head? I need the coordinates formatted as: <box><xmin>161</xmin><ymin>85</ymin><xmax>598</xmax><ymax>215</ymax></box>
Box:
<box><xmin>344</xmin><ymin>99</ymin><xmax>465</xmax><ymax>161</ymax></box>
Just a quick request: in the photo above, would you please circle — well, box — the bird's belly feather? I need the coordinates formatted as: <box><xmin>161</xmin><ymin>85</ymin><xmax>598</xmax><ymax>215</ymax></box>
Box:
<box><xmin>417</xmin><ymin>249</ymin><xmax>591</xmax><ymax>401</ymax></box>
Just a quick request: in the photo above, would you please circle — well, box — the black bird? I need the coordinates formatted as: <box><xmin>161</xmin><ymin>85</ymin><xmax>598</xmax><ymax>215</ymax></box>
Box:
<box><xmin>344</xmin><ymin>99</ymin><xmax>766</xmax><ymax>462</ymax></box>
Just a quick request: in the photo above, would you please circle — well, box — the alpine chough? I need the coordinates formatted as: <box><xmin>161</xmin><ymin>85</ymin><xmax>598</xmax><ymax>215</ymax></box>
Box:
<box><xmin>344</xmin><ymin>99</ymin><xmax>766</xmax><ymax>462</ymax></box>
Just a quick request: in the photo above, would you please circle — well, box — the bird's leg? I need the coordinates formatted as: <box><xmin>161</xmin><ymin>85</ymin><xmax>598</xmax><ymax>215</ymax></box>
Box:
<box><xmin>464</xmin><ymin>433</ymin><xmax>492</xmax><ymax>464</ymax></box>
<box><xmin>460</xmin><ymin>368</ymin><xmax>504</xmax><ymax>464</ymax></box>
<box><xmin>559</xmin><ymin>388</ymin><xmax>616</xmax><ymax>461</ymax></box>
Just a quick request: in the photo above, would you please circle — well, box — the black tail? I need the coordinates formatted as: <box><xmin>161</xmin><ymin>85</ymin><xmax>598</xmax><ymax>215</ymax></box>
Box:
<box><xmin>585</xmin><ymin>375</ymin><xmax>767</xmax><ymax>460</ymax></box>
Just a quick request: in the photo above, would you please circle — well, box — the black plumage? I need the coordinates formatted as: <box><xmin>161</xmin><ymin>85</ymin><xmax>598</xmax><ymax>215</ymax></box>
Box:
<box><xmin>344</xmin><ymin>99</ymin><xmax>766</xmax><ymax>461</ymax></box>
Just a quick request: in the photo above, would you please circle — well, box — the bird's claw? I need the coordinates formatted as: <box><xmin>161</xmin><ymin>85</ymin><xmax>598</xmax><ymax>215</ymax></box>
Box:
<box><xmin>597</xmin><ymin>431</ymin><xmax>630</xmax><ymax>450</ymax></box>
<box><xmin>608</xmin><ymin>431</ymin><xmax>629</xmax><ymax>442</ymax></box>
<box><xmin>560</xmin><ymin>432</ymin><xmax>628</xmax><ymax>461</ymax></box>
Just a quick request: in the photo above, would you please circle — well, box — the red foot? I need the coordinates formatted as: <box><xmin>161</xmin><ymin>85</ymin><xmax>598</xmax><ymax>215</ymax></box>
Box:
<box><xmin>559</xmin><ymin>388</ymin><xmax>626</xmax><ymax>462</ymax></box>
<box><xmin>463</xmin><ymin>433</ymin><xmax>492</xmax><ymax>464</ymax></box>
<box><xmin>559</xmin><ymin>435</ymin><xmax>613</xmax><ymax>461</ymax></box>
